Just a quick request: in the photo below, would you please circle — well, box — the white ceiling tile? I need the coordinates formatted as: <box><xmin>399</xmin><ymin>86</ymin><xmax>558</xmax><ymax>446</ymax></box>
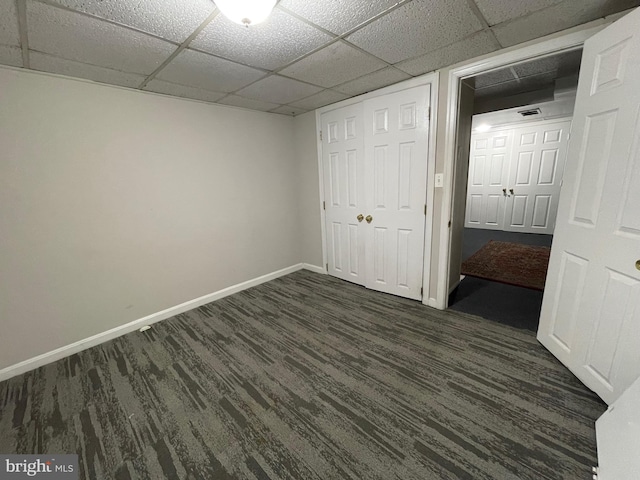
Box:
<box><xmin>395</xmin><ymin>31</ymin><xmax>499</xmax><ymax>76</ymax></box>
<box><xmin>217</xmin><ymin>95</ymin><xmax>281</xmax><ymax>112</ymax></box>
<box><xmin>48</xmin><ymin>0</ymin><xmax>214</xmax><ymax>43</ymax></box>
<box><xmin>27</xmin><ymin>1</ymin><xmax>176</xmax><ymax>75</ymax></box>
<box><xmin>271</xmin><ymin>105</ymin><xmax>308</xmax><ymax>116</ymax></box>
<box><xmin>191</xmin><ymin>9</ymin><xmax>332</xmax><ymax>71</ymax></box>
<box><xmin>143</xmin><ymin>79</ymin><xmax>226</xmax><ymax>103</ymax></box>
<box><xmin>289</xmin><ymin>89</ymin><xmax>349</xmax><ymax>110</ymax></box>
<box><xmin>0</xmin><ymin>45</ymin><xmax>22</xmax><ymax>68</ymax></box>
<box><xmin>334</xmin><ymin>66</ymin><xmax>411</xmax><ymax>96</ymax></box>
<box><xmin>474</xmin><ymin>68</ymin><xmax>518</xmax><ymax>89</ymax></box>
<box><xmin>30</xmin><ymin>51</ymin><xmax>146</xmax><ymax>87</ymax></box>
<box><xmin>278</xmin><ymin>0</ymin><xmax>399</xmax><ymax>35</ymax></box>
<box><xmin>0</xmin><ymin>0</ymin><xmax>20</xmax><ymax>46</ymax></box>
<box><xmin>236</xmin><ymin>75</ymin><xmax>323</xmax><ymax>104</ymax></box>
<box><xmin>493</xmin><ymin>0</ymin><xmax>640</xmax><ymax>47</ymax></box>
<box><xmin>473</xmin><ymin>0</ymin><xmax>563</xmax><ymax>26</ymax></box>
<box><xmin>156</xmin><ymin>49</ymin><xmax>265</xmax><ymax>93</ymax></box>
<box><xmin>279</xmin><ymin>41</ymin><xmax>387</xmax><ymax>88</ymax></box>
<box><xmin>346</xmin><ymin>0</ymin><xmax>483</xmax><ymax>64</ymax></box>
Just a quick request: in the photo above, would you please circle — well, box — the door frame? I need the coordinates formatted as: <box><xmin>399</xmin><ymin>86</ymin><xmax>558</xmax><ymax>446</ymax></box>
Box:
<box><xmin>315</xmin><ymin>72</ymin><xmax>439</xmax><ymax>306</ymax></box>
<box><xmin>435</xmin><ymin>17</ymin><xmax>625</xmax><ymax>310</ymax></box>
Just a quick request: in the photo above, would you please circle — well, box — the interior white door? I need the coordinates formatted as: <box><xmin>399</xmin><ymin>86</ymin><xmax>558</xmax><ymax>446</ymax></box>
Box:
<box><xmin>504</xmin><ymin>120</ymin><xmax>571</xmax><ymax>234</ymax></box>
<box><xmin>321</xmin><ymin>103</ymin><xmax>366</xmax><ymax>285</ymax></box>
<box><xmin>363</xmin><ymin>86</ymin><xmax>430</xmax><ymax>300</ymax></box>
<box><xmin>465</xmin><ymin>130</ymin><xmax>512</xmax><ymax>230</ymax></box>
<box><xmin>595</xmin><ymin>376</ymin><xmax>640</xmax><ymax>479</ymax></box>
<box><xmin>537</xmin><ymin>7</ymin><xmax>640</xmax><ymax>405</ymax></box>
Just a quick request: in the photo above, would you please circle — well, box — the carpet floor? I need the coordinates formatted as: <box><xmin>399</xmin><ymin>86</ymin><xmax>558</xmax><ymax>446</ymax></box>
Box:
<box><xmin>0</xmin><ymin>270</ymin><xmax>605</xmax><ymax>480</ymax></box>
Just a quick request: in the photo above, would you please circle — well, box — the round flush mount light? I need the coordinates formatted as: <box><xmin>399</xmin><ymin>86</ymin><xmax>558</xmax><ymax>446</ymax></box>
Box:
<box><xmin>214</xmin><ymin>0</ymin><xmax>277</xmax><ymax>26</ymax></box>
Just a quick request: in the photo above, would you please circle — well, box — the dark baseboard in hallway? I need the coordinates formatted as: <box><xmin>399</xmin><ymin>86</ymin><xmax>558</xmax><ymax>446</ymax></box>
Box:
<box><xmin>450</xmin><ymin>228</ymin><xmax>554</xmax><ymax>331</ymax></box>
<box><xmin>0</xmin><ymin>270</ymin><xmax>604</xmax><ymax>479</ymax></box>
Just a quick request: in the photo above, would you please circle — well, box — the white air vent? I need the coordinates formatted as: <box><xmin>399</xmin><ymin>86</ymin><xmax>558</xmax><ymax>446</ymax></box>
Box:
<box><xmin>518</xmin><ymin>108</ymin><xmax>542</xmax><ymax>117</ymax></box>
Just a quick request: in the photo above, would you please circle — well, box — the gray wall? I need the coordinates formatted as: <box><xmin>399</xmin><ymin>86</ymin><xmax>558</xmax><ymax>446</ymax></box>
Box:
<box><xmin>0</xmin><ymin>68</ymin><xmax>299</xmax><ymax>370</ymax></box>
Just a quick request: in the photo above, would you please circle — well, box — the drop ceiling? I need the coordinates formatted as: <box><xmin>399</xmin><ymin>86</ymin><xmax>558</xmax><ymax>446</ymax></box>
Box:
<box><xmin>0</xmin><ymin>0</ymin><xmax>638</xmax><ymax>115</ymax></box>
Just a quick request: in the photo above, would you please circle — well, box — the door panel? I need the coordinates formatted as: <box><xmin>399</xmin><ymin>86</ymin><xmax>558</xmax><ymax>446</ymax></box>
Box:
<box><xmin>538</xmin><ymin>7</ymin><xmax>640</xmax><ymax>405</ymax></box>
<box><xmin>322</xmin><ymin>103</ymin><xmax>366</xmax><ymax>285</ymax></box>
<box><xmin>465</xmin><ymin>131</ymin><xmax>511</xmax><ymax>230</ymax></box>
<box><xmin>503</xmin><ymin>120</ymin><xmax>571</xmax><ymax>234</ymax></box>
<box><xmin>363</xmin><ymin>86</ymin><xmax>430</xmax><ymax>300</ymax></box>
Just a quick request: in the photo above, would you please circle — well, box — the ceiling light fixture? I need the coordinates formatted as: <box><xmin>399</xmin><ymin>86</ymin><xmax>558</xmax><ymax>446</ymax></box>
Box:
<box><xmin>475</xmin><ymin>123</ymin><xmax>492</xmax><ymax>133</ymax></box>
<box><xmin>214</xmin><ymin>0</ymin><xmax>277</xmax><ymax>26</ymax></box>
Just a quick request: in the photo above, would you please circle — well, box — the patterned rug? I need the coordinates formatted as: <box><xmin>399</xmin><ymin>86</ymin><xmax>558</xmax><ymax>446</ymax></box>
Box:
<box><xmin>461</xmin><ymin>240</ymin><xmax>551</xmax><ymax>291</ymax></box>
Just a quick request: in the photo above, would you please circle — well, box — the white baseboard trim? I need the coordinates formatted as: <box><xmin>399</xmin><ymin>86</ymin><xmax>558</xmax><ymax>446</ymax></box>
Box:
<box><xmin>0</xmin><ymin>263</ymin><xmax>305</xmax><ymax>382</ymax></box>
<box><xmin>302</xmin><ymin>263</ymin><xmax>326</xmax><ymax>274</ymax></box>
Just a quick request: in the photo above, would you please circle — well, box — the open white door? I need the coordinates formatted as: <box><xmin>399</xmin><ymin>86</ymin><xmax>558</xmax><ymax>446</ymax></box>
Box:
<box><xmin>537</xmin><ymin>7</ymin><xmax>640</xmax><ymax>405</ymax></box>
<box><xmin>595</xmin><ymin>376</ymin><xmax>640</xmax><ymax>480</ymax></box>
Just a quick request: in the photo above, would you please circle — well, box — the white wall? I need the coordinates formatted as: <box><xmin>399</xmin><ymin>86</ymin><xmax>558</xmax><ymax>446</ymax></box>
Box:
<box><xmin>294</xmin><ymin>111</ymin><xmax>323</xmax><ymax>268</ymax></box>
<box><xmin>0</xmin><ymin>67</ymin><xmax>299</xmax><ymax>370</ymax></box>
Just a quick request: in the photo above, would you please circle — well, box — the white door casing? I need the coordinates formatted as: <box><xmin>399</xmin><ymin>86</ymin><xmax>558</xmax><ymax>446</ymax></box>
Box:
<box><xmin>321</xmin><ymin>103</ymin><xmax>366</xmax><ymax>286</ymax></box>
<box><xmin>364</xmin><ymin>86</ymin><xmax>430</xmax><ymax>300</ymax></box>
<box><xmin>321</xmin><ymin>85</ymin><xmax>430</xmax><ymax>301</ymax></box>
<box><xmin>465</xmin><ymin>130</ymin><xmax>512</xmax><ymax>230</ymax></box>
<box><xmin>504</xmin><ymin>120</ymin><xmax>571</xmax><ymax>234</ymax></box>
<box><xmin>537</xmin><ymin>7</ymin><xmax>640</xmax><ymax>405</ymax></box>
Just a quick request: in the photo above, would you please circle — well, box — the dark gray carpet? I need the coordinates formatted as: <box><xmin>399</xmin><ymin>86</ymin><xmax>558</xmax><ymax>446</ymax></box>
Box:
<box><xmin>450</xmin><ymin>228</ymin><xmax>554</xmax><ymax>331</ymax></box>
<box><xmin>0</xmin><ymin>270</ymin><xmax>605</xmax><ymax>479</ymax></box>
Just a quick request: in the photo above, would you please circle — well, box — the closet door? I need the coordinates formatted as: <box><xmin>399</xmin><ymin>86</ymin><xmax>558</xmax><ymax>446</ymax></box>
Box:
<box><xmin>363</xmin><ymin>86</ymin><xmax>430</xmax><ymax>300</ymax></box>
<box><xmin>321</xmin><ymin>103</ymin><xmax>366</xmax><ymax>285</ymax></box>
<box><xmin>465</xmin><ymin>130</ymin><xmax>512</xmax><ymax>230</ymax></box>
<box><xmin>503</xmin><ymin>120</ymin><xmax>571</xmax><ymax>234</ymax></box>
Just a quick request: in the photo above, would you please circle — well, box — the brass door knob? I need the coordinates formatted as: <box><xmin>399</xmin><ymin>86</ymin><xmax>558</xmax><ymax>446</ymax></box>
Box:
<box><xmin>357</xmin><ymin>214</ymin><xmax>364</xmax><ymax>222</ymax></box>
<box><xmin>509</xmin><ymin>188</ymin><xmax>514</xmax><ymax>195</ymax></box>
<box><xmin>365</xmin><ymin>215</ymin><xmax>373</xmax><ymax>224</ymax></box>
<box><xmin>502</xmin><ymin>188</ymin><xmax>507</xmax><ymax>196</ymax></box>
<box><xmin>636</xmin><ymin>260</ymin><xmax>640</xmax><ymax>271</ymax></box>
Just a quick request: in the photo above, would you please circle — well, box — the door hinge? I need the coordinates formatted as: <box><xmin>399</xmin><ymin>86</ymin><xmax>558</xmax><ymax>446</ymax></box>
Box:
<box><xmin>326</xmin><ymin>263</ymin><xmax>329</xmax><ymax>271</ymax></box>
<box><xmin>427</xmin><ymin>107</ymin><xmax>431</xmax><ymax>121</ymax></box>
<box><xmin>323</xmin><ymin>201</ymin><xmax>326</xmax><ymax>210</ymax></box>
<box><xmin>319</xmin><ymin>131</ymin><xmax>323</xmax><ymax>142</ymax></box>
<box><xmin>420</xmin><ymin>287</ymin><xmax>423</xmax><ymax>296</ymax></box>
<box><xmin>448</xmin><ymin>220</ymin><xmax>452</xmax><ymax>228</ymax></box>
<box><xmin>424</xmin><ymin>204</ymin><xmax>427</xmax><ymax>215</ymax></box>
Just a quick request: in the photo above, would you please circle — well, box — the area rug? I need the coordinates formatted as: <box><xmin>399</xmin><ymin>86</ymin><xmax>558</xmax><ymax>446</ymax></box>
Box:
<box><xmin>461</xmin><ymin>240</ymin><xmax>551</xmax><ymax>291</ymax></box>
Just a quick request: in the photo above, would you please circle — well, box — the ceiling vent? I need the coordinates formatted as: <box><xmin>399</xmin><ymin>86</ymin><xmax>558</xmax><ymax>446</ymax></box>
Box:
<box><xmin>518</xmin><ymin>108</ymin><xmax>542</xmax><ymax>117</ymax></box>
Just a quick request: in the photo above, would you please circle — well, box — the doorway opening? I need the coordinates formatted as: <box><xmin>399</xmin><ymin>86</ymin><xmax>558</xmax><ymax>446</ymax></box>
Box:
<box><xmin>447</xmin><ymin>49</ymin><xmax>583</xmax><ymax>331</ymax></box>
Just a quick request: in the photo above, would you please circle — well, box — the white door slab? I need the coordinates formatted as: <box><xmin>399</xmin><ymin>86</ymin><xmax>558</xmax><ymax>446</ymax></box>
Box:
<box><xmin>504</xmin><ymin>120</ymin><xmax>571</xmax><ymax>234</ymax></box>
<box><xmin>363</xmin><ymin>86</ymin><xmax>430</xmax><ymax>300</ymax></box>
<box><xmin>321</xmin><ymin>103</ymin><xmax>366</xmax><ymax>286</ymax></box>
<box><xmin>465</xmin><ymin>130</ymin><xmax>512</xmax><ymax>230</ymax></box>
<box><xmin>537</xmin><ymin>7</ymin><xmax>640</xmax><ymax>405</ymax></box>
<box><xmin>596</xmin><ymin>376</ymin><xmax>640</xmax><ymax>480</ymax></box>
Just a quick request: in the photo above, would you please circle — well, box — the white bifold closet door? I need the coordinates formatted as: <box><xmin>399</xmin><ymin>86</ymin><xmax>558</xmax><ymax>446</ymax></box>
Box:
<box><xmin>322</xmin><ymin>85</ymin><xmax>430</xmax><ymax>301</ymax></box>
<box><xmin>465</xmin><ymin>119</ymin><xmax>571</xmax><ymax>234</ymax></box>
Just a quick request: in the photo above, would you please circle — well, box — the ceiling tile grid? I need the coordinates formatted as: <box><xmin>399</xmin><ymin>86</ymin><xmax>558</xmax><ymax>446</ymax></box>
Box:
<box><xmin>191</xmin><ymin>9</ymin><xmax>333</xmax><ymax>71</ymax></box>
<box><xmin>0</xmin><ymin>0</ymin><xmax>20</xmax><ymax>47</ymax></box>
<box><xmin>279</xmin><ymin>40</ymin><xmax>388</xmax><ymax>88</ymax></box>
<box><xmin>0</xmin><ymin>0</ymin><xmax>638</xmax><ymax>115</ymax></box>
<box><xmin>27</xmin><ymin>1</ymin><xmax>177</xmax><ymax>75</ymax></box>
<box><xmin>48</xmin><ymin>0</ymin><xmax>215</xmax><ymax>43</ymax></box>
<box><xmin>155</xmin><ymin>48</ymin><xmax>265</xmax><ymax>93</ymax></box>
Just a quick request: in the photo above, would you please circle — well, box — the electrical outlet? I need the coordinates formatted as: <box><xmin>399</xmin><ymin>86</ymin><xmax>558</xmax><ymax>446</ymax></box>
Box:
<box><xmin>435</xmin><ymin>173</ymin><xmax>444</xmax><ymax>188</ymax></box>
